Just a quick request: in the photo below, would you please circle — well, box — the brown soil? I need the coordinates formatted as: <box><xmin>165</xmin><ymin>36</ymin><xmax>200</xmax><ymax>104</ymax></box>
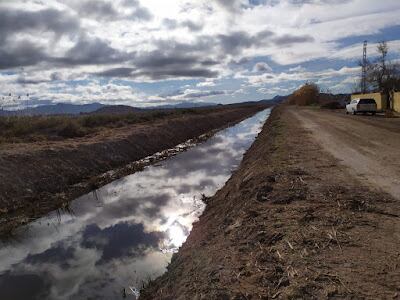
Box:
<box><xmin>141</xmin><ymin>105</ymin><xmax>400</xmax><ymax>299</ymax></box>
<box><xmin>292</xmin><ymin>108</ymin><xmax>400</xmax><ymax>200</ymax></box>
<box><xmin>0</xmin><ymin>105</ymin><xmax>265</xmax><ymax>235</ymax></box>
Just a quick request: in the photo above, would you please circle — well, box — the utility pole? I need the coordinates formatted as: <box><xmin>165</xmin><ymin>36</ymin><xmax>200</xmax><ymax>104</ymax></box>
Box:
<box><xmin>361</xmin><ymin>40</ymin><xmax>368</xmax><ymax>93</ymax></box>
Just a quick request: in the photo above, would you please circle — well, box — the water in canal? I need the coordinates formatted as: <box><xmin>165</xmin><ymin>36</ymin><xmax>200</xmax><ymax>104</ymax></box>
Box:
<box><xmin>0</xmin><ymin>109</ymin><xmax>271</xmax><ymax>299</ymax></box>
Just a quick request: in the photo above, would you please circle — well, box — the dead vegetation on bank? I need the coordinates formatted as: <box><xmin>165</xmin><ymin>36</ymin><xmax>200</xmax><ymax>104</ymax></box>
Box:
<box><xmin>0</xmin><ymin>107</ymin><xmax>212</xmax><ymax>144</ymax></box>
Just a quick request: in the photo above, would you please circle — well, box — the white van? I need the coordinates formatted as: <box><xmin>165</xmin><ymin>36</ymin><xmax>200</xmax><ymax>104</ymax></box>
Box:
<box><xmin>346</xmin><ymin>98</ymin><xmax>377</xmax><ymax>115</ymax></box>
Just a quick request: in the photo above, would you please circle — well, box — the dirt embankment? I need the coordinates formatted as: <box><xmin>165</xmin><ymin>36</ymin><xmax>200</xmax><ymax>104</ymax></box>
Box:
<box><xmin>0</xmin><ymin>105</ymin><xmax>264</xmax><ymax>235</ymax></box>
<box><xmin>141</xmin><ymin>106</ymin><xmax>400</xmax><ymax>299</ymax></box>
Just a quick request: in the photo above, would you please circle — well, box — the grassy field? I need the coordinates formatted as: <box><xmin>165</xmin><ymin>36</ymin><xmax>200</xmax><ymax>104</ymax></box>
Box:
<box><xmin>0</xmin><ymin>108</ymin><xmax>206</xmax><ymax>144</ymax></box>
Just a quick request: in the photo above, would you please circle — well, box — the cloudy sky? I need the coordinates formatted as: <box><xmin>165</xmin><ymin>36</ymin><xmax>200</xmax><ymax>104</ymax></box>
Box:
<box><xmin>1</xmin><ymin>0</ymin><xmax>400</xmax><ymax>108</ymax></box>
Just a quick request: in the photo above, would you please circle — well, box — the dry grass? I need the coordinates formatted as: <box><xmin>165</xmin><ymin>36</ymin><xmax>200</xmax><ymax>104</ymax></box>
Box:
<box><xmin>0</xmin><ymin>108</ymin><xmax>207</xmax><ymax>144</ymax></box>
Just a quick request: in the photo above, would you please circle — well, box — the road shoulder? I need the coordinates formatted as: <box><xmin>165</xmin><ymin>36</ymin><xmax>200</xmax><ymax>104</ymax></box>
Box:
<box><xmin>291</xmin><ymin>107</ymin><xmax>400</xmax><ymax>200</ymax></box>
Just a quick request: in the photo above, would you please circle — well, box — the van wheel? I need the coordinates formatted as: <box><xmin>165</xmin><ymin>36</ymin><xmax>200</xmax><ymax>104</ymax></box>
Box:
<box><xmin>352</xmin><ymin>111</ymin><xmax>356</xmax><ymax>115</ymax></box>
<box><xmin>346</xmin><ymin>111</ymin><xmax>349</xmax><ymax>115</ymax></box>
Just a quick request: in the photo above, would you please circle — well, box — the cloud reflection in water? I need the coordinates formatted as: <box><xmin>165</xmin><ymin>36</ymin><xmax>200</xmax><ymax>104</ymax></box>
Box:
<box><xmin>0</xmin><ymin>109</ymin><xmax>270</xmax><ymax>299</ymax></box>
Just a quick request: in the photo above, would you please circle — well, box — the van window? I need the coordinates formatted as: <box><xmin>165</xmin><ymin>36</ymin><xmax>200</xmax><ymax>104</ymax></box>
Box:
<box><xmin>359</xmin><ymin>99</ymin><xmax>376</xmax><ymax>104</ymax></box>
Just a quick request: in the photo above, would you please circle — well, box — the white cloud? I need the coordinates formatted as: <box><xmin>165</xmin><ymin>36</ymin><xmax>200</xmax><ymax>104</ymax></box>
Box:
<box><xmin>1</xmin><ymin>0</ymin><xmax>400</xmax><ymax>105</ymax></box>
<box><xmin>288</xmin><ymin>65</ymin><xmax>306</xmax><ymax>73</ymax></box>
<box><xmin>331</xmin><ymin>40</ymin><xmax>400</xmax><ymax>60</ymax></box>
<box><xmin>237</xmin><ymin>65</ymin><xmax>360</xmax><ymax>87</ymax></box>
<box><xmin>252</xmin><ymin>62</ymin><xmax>272</xmax><ymax>73</ymax></box>
<box><xmin>196</xmin><ymin>79</ymin><xmax>217</xmax><ymax>87</ymax></box>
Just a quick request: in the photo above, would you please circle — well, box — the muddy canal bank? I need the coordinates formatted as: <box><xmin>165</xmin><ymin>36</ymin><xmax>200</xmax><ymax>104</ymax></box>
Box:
<box><xmin>0</xmin><ymin>105</ymin><xmax>265</xmax><ymax>235</ymax></box>
<box><xmin>141</xmin><ymin>105</ymin><xmax>400</xmax><ymax>299</ymax></box>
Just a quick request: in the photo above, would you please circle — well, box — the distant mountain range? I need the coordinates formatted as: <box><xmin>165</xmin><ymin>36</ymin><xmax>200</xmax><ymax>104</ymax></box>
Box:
<box><xmin>0</xmin><ymin>103</ymin><xmax>105</xmax><ymax>116</ymax></box>
<box><xmin>234</xmin><ymin>95</ymin><xmax>288</xmax><ymax>106</ymax></box>
<box><xmin>257</xmin><ymin>95</ymin><xmax>289</xmax><ymax>105</ymax></box>
<box><xmin>0</xmin><ymin>97</ymin><xmax>286</xmax><ymax>116</ymax></box>
<box><xmin>91</xmin><ymin>105</ymin><xmax>142</xmax><ymax>115</ymax></box>
<box><xmin>145</xmin><ymin>101</ymin><xmax>217</xmax><ymax>110</ymax></box>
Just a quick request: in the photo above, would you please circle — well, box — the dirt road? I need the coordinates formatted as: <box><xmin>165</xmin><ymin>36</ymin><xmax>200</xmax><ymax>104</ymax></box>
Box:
<box><xmin>292</xmin><ymin>108</ymin><xmax>400</xmax><ymax>200</ymax></box>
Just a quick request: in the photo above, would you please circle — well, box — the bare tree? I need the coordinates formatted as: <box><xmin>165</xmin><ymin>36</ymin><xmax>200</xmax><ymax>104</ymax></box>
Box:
<box><xmin>364</xmin><ymin>41</ymin><xmax>400</xmax><ymax>109</ymax></box>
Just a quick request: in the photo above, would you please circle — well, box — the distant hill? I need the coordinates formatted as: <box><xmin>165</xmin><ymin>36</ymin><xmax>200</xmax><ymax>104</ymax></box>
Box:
<box><xmin>91</xmin><ymin>105</ymin><xmax>142</xmax><ymax>115</ymax></box>
<box><xmin>0</xmin><ymin>103</ymin><xmax>105</xmax><ymax>116</ymax></box>
<box><xmin>258</xmin><ymin>95</ymin><xmax>289</xmax><ymax>105</ymax></box>
<box><xmin>145</xmin><ymin>101</ymin><xmax>217</xmax><ymax>110</ymax></box>
<box><xmin>90</xmin><ymin>101</ymin><xmax>218</xmax><ymax>114</ymax></box>
<box><xmin>237</xmin><ymin>95</ymin><xmax>289</xmax><ymax>106</ymax></box>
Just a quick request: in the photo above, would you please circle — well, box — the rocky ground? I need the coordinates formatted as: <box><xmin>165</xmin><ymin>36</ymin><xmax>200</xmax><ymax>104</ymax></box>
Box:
<box><xmin>0</xmin><ymin>104</ymin><xmax>265</xmax><ymax>236</ymax></box>
<box><xmin>141</xmin><ymin>105</ymin><xmax>400</xmax><ymax>299</ymax></box>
